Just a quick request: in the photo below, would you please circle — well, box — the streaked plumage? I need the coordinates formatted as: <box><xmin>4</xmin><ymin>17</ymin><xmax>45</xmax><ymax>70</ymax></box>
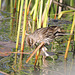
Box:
<box><xmin>26</xmin><ymin>26</ymin><xmax>63</xmax><ymax>47</ymax></box>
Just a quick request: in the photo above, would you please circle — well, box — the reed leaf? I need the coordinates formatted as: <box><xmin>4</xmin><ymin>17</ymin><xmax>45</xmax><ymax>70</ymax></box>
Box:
<box><xmin>58</xmin><ymin>10</ymin><xmax>75</xmax><ymax>19</ymax></box>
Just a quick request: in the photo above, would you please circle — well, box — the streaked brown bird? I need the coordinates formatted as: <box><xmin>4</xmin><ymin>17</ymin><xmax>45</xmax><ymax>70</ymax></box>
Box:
<box><xmin>26</xmin><ymin>26</ymin><xmax>64</xmax><ymax>48</ymax></box>
<box><xmin>26</xmin><ymin>26</ymin><xmax>65</xmax><ymax>61</ymax></box>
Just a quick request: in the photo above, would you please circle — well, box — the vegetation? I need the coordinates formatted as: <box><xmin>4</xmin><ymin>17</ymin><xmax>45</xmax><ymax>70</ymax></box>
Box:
<box><xmin>0</xmin><ymin>0</ymin><xmax>75</xmax><ymax>74</ymax></box>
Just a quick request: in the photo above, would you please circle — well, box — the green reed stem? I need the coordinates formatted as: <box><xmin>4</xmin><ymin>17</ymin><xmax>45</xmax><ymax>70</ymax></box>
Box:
<box><xmin>21</xmin><ymin>0</ymin><xmax>28</xmax><ymax>52</ymax></box>
<box><xmin>17</xmin><ymin>0</ymin><xmax>21</xmax><ymax>11</ymax></box>
<box><xmin>64</xmin><ymin>12</ymin><xmax>75</xmax><ymax>59</ymax></box>
<box><xmin>16</xmin><ymin>0</ymin><xmax>24</xmax><ymax>51</ymax></box>
<box><xmin>32</xmin><ymin>0</ymin><xmax>39</xmax><ymax>32</ymax></box>
<box><xmin>0</xmin><ymin>0</ymin><xmax>1</xmax><ymax>10</ymax></box>
<box><xmin>27</xmin><ymin>0</ymin><xmax>32</xmax><ymax>15</ymax></box>
<box><xmin>15</xmin><ymin>0</ymin><xmax>21</xmax><ymax>35</ymax></box>
<box><xmin>37</xmin><ymin>15</ymin><xmax>39</xmax><ymax>26</ymax></box>
<box><xmin>33</xmin><ymin>0</ymin><xmax>39</xmax><ymax>21</ymax></box>
<box><xmin>14</xmin><ymin>0</ymin><xmax>17</xmax><ymax>12</ymax></box>
<box><xmin>54</xmin><ymin>0</ymin><xmax>58</xmax><ymax>19</ymax></box>
<box><xmin>15</xmin><ymin>0</ymin><xmax>24</xmax><ymax>64</ymax></box>
<box><xmin>43</xmin><ymin>0</ymin><xmax>51</xmax><ymax>27</ymax></box>
<box><xmin>19</xmin><ymin>0</ymin><xmax>28</xmax><ymax>69</ymax></box>
<box><xmin>37</xmin><ymin>0</ymin><xmax>43</xmax><ymax>29</ymax></box>
<box><xmin>50</xmin><ymin>3</ymin><xmax>55</xmax><ymax>18</ymax></box>
<box><xmin>36</xmin><ymin>0</ymin><xmax>43</xmax><ymax>65</ymax></box>
<box><xmin>69</xmin><ymin>0</ymin><xmax>74</xmax><ymax>20</ymax></box>
<box><xmin>74</xmin><ymin>23</ymin><xmax>75</xmax><ymax>49</ymax></box>
<box><xmin>10</xmin><ymin>0</ymin><xmax>13</xmax><ymax>36</ymax></box>
<box><xmin>30</xmin><ymin>4</ymin><xmax>35</xmax><ymax>16</ymax></box>
<box><xmin>70</xmin><ymin>0</ymin><xmax>74</xmax><ymax>6</ymax></box>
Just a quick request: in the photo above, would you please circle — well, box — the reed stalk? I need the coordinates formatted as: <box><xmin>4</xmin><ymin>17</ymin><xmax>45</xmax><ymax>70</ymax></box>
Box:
<box><xmin>37</xmin><ymin>0</ymin><xmax>43</xmax><ymax>28</ymax></box>
<box><xmin>10</xmin><ymin>0</ymin><xmax>13</xmax><ymax>35</ymax></box>
<box><xmin>69</xmin><ymin>0</ymin><xmax>74</xmax><ymax>20</ymax></box>
<box><xmin>0</xmin><ymin>0</ymin><xmax>1</xmax><ymax>10</ymax></box>
<box><xmin>26</xmin><ymin>42</ymin><xmax>44</xmax><ymax>63</ymax></box>
<box><xmin>33</xmin><ymin>0</ymin><xmax>39</xmax><ymax>21</ymax></box>
<box><xmin>17</xmin><ymin>0</ymin><xmax>21</xmax><ymax>12</ymax></box>
<box><xmin>32</xmin><ymin>0</ymin><xmax>39</xmax><ymax>32</ymax></box>
<box><xmin>19</xmin><ymin>0</ymin><xmax>28</xmax><ymax>66</ymax></box>
<box><xmin>58</xmin><ymin>10</ymin><xmax>75</xmax><ymax>59</ymax></box>
<box><xmin>15</xmin><ymin>0</ymin><xmax>21</xmax><ymax>34</ymax></box>
<box><xmin>30</xmin><ymin>4</ymin><xmax>35</xmax><ymax>16</ymax></box>
<box><xmin>64</xmin><ymin>12</ymin><xmax>75</xmax><ymax>59</ymax></box>
<box><xmin>15</xmin><ymin>0</ymin><xmax>24</xmax><ymax>64</ymax></box>
<box><xmin>16</xmin><ymin>0</ymin><xmax>24</xmax><ymax>51</ymax></box>
<box><xmin>35</xmin><ymin>0</ymin><xmax>43</xmax><ymax>65</ymax></box>
<box><xmin>27</xmin><ymin>0</ymin><xmax>32</xmax><ymax>15</ymax></box>
<box><xmin>58</xmin><ymin>0</ymin><xmax>62</xmax><ymax>14</ymax></box>
<box><xmin>50</xmin><ymin>3</ymin><xmax>55</xmax><ymax>18</ymax></box>
<box><xmin>54</xmin><ymin>0</ymin><xmax>58</xmax><ymax>19</ymax></box>
<box><xmin>34</xmin><ymin>50</ymin><xmax>41</xmax><ymax>66</ymax></box>
<box><xmin>43</xmin><ymin>0</ymin><xmax>52</xmax><ymax>27</ymax></box>
<box><xmin>74</xmin><ymin>26</ymin><xmax>75</xmax><ymax>51</ymax></box>
<box><xmin>70</xmin><ymin>0</ymin><xmax>74</xmax><ymax>6</ymax></box>
<box><xmin>14</xmin><ymin>0</ymin><xmax>17</xmax><ymax>14</ymax></box>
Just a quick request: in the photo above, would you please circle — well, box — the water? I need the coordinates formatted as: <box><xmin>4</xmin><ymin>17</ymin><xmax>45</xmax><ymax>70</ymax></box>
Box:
<box><xmin>0</xmin><ymin>10</ymin><xmax>75</xmax><ymax>75</ymax></box>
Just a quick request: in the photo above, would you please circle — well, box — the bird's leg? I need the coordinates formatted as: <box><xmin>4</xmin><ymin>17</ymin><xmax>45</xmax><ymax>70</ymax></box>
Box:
<box><xmin>41</xmin><ymin>46</ymin><xmax>55</xmax><ymax>61</ymax></box>
<box><xmin>49</xmin><ymin>56</ymin><xmax>54</xmax><ymax>62</ymax></box>
<box><xmin>51</xmin><ymin>41</ymin><xmax>53</xmax><ymax>52</ymax></box>
<box><xmin>42</xmin><ymin>56</ymin><xmax>48</xmax><ymax>67</ymax></box>
<box><xmin>41</xmin><ymin>46</ymin><xmax>49</xmax><ymax>56</ymax></box>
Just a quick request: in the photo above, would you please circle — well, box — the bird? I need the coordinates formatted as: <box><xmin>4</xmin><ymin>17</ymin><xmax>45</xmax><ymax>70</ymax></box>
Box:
<box><xmin>26</xmin><ymin>26</ymin><xmax>65</xmax><ymax>60</ymax></box>
<box><xmin>25</xmin><ymin>26</ymin><xmax>68</xmax><ymax>65</ymax></box>
<box><xmin>26</xmin><ymin>26</ymin><xmax>64</xmax><ymax>48</ymax></box>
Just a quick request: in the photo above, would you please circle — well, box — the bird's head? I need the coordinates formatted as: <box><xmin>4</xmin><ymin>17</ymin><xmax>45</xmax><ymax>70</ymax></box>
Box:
<box><xmin>26</xmin><ymin>35</ymin><xmax>36</xmax><ymax>48</ymax></box>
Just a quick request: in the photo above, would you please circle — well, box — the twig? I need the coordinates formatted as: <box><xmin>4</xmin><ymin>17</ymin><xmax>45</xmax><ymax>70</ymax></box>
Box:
<box><xmin>0</xmin><ymin>51</ymin><xmax>32</xmax><ymax>54</ymax></box>
<box><xmin>53</xmin><ymin>0</ymin><xmax>75</xmax><ymax>10</ymax></box>
<box><xmin>26</xmin><ymin>42</ymin><xmax>44</xmax><ymax>63</ymax></box>
<box><xmin>34</xmin><ymin>50</ymin><xmax>41</xmax><ymax>66</ymax></box>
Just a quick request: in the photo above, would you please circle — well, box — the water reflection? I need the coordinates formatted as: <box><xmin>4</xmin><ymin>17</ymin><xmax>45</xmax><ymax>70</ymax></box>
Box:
<box><xmin>39</xmin><ymin>55</ymin><xmax>75</xmax><ymax>75</ymax></box>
